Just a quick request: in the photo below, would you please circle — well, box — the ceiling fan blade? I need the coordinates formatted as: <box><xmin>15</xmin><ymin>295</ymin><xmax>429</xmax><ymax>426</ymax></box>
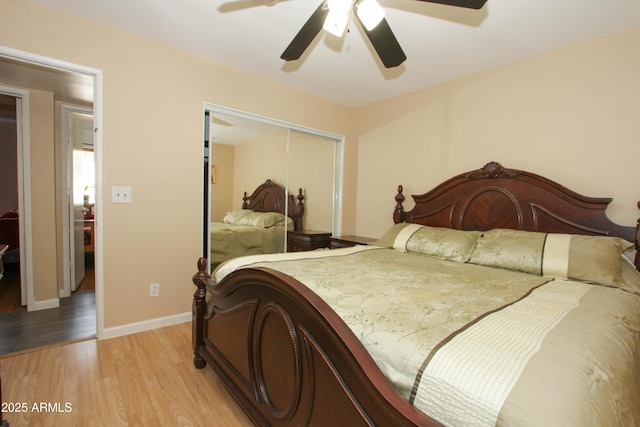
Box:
<box><xmin>281</xmin><ymin>2</ymin><xmax>329</xmax><ymax>61</ymax></box>
<box><xmin>358</xmin><ymin>17</ymin><xmax>407</xmax><ymax>68</ymax></box>
<box><xmin>415</xmin><ymin>0</ymin><xmax>487</xmax><ymax>9</ymax></box>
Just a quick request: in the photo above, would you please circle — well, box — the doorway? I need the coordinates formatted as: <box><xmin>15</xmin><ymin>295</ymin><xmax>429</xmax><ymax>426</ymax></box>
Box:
<box><xmin>0</xmin><ymin>88</ymin><xmax>30</xmax><ymax>314</ymax></box>
<box><xmin>0</xmin><ymin>47</ymin><xmax>104</xmax><ymax>353</ymax></box>
<box><xmin>61</xmin><ymin>105</ymin><xmax>95</xmax><ymax>299</ymax></box>
<box><xmin>0</xmin><ymin>93</ymin><xmax>22</xmax><ymax>312</ymax></box>
<box><xmin>0</xmin><ymin>90</ymin><xmax>96</xmax><ymax>354</ymax></box>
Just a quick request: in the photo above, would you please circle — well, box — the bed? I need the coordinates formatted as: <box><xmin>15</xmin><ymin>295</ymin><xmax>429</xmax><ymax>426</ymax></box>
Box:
<box><xmin>191</xmin><ymin>162</ymin><xmax>640</xmax><ymax>426</ymax></box>
<box><xmin>209</xmin><ymin>179</ymin><xmax>304</xmax><ymax>265</ymax></box>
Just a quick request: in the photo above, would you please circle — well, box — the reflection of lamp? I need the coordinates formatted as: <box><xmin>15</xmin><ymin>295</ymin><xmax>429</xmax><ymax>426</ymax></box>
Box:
<box><xmin>356</xmin><ymin>0</ymin><xmax>385</xmax><ymax>31</ymax></box>
<box><xmin>323</xmin><ymin>0</ymin><xmax>352</xmax><ymax>37</ymax></box>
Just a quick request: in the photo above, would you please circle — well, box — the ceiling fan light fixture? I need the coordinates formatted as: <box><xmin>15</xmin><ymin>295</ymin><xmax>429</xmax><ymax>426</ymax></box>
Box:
<box><xmin>356</xmin><ymin>0</ymin><xmax>385</xmax><ymax>31</ymax></box>
<box><xmin>323</xmin><ymin>0</ymin><xmax>352</xmax><ymax>37</ymax></box>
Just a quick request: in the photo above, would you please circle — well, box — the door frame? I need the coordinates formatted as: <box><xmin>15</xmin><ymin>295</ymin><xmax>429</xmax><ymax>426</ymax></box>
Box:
<box><xmin>0</xmin><ymin>84</ymin><xmax>33</xmax><ymax>309</ymax></box>
<box><xmin>60</xmin><ymin>104</ymin><xmax>94</xmax><ymax>298</ymax></box>
<box><xmin>0</xmin><ymin>46</ymin><xmax>105</xmax><ymax>337</ymax></box>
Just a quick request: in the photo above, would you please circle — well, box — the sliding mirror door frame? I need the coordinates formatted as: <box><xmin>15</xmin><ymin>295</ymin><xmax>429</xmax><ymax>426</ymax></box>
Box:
<box><xmin>203</xmin><ymin>103</ymin><xmax>344</xmax><ymax>272</ymax></box>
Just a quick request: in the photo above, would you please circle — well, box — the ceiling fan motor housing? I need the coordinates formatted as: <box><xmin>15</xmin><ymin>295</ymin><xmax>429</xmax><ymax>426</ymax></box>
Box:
<box><xmin>281</xmin><ymin>0</ymin><xmax>488</xmax><ymax>68</ymax></box>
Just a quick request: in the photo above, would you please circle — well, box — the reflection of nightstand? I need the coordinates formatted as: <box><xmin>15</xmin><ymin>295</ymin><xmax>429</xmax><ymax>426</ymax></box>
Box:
<box><xmin>330</xmin><ymin>235</ymin><xmax>376</xmax><ymax>249</ymax></box>
<box><xmin>287</xmin><ymin>230</ymin><xmax>331</xmax><ymax>252</ymax></box>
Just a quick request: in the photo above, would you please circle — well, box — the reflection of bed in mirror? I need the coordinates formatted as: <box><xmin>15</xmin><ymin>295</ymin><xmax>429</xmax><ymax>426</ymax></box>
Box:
<box><xmin>210</xmin><ymin>179</ymin><xmax>304</xmax><ymax>266</ymax></box>
<box><xmin>192</xmin><ymin>162</ymin><xmax>640</xmax><ymax>426</ymax></box>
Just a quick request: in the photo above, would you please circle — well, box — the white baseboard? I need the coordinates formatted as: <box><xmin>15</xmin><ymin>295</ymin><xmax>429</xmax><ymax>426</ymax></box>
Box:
<box><xmin>100</xmin><ymin>311</ymin><xmax>191</xmax><ymax>340</ymax></box>
<box><xmin>28</xmin><ymin>298</ymin><xmax>60</xmax><ymax>312</ymax></box>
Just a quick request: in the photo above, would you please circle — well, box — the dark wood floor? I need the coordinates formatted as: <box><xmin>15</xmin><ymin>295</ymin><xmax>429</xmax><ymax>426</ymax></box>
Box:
<box><xmin>0</xmin><ymin>256</ymin><xmax>96</xmax><ymax>356</ymax></box>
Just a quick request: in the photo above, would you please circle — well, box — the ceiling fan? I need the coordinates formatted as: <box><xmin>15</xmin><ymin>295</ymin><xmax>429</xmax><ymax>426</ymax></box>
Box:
<box><xmin>280</xmin><ymin>0</ymin><xmax>488</xmax><ymax>68</ymax></box>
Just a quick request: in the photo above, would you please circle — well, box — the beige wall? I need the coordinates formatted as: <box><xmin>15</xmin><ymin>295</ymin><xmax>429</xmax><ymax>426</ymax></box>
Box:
<box><xmin>353</xmin><ymin>27</ymin><xmax>640</xmax><ymax>239</ymax></box>
<box><xmin>223</xmin><ymin>131</ymin><xmax>335</xmax><ymax>232</ymax></box>
<box><xmin>210</xmin><ymin>143</ymin><xmax>235</xmax><ymax>222</ymax></box>
<box><xmin>29</xmin><ymin>89</ymin><xmax>58</xmax><ymax>301</ymax></box>
<box><xmin>0</xmin><ymin>0</ymin><xmax>354</xmax><ymax>329</ymax></box>
<box><xmin>289</xmin><ymin>133</ymin><xmax>335</xmax><ymax>232</ymax></box>
<box><xmin>3</xmin><ymin>0</ymin><xmax>638</xmax><ymax>332</ymax></box>
<box><xmin>232</xmin><ymin>132</ymin><xmax>288</xmax><ymax>202</ymax></box>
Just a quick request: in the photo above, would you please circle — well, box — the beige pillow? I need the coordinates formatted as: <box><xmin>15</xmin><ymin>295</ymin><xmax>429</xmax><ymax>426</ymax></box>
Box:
<box><xmin>236</xmin><ymin>211</ymin><xmax>264</xmax><ymax>226</ymax></box>
<box><xmin>469</xmin><ymin>229</ymin><xmax>546</xmax><ymax>275</ymax></box>
<box><xmin>223</xmin><ymin>209</ymin><xmax>253</xmax><ymax>225</ymax></box>
<box><xmin>542</xmin><ymin>234</ymin><xmax>633</xmax><ymax>286</ymax></box>
<box><xmin>469</xmin><ymin>228</ymin><xmax>633</xmax><ymax>286</ymax></box>
<box><xmin>375</xmin><ymin>223</ymin><xmax>481</xmax><ymax>263</ymax></box>
<box><xmin>374</xmin><ymin>223</ymin><xmax>416</xmax><ymax>248</ymax></box>
<box><xmin>250</xmin><ymin>212</ymin><xmax>290</xmax><ymax>229</ymax></box>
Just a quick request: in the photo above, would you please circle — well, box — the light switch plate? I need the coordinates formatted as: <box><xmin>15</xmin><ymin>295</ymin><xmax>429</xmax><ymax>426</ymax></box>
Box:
<box><xmin>112</xmin><ymin>186</ymin><xmax>132</xmax><ymax>203</ymax></box>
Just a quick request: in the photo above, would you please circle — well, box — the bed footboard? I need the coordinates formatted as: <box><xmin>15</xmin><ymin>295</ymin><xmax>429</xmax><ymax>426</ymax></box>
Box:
<box><xmin>191</xmin><ymin>258</ymin><xmax>439</xmax><ymax>426</ymax></box>
<box><xmin>192</xmin><ymin>258</ymin><xmax>208</xmax><ymax>369</ymax></box>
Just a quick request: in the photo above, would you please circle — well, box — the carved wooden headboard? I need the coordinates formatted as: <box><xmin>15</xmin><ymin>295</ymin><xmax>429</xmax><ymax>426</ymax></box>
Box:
<box><xmin>242</xmin><ymin>179</ymin><xmax>305</xmax><ymax>231</ymax></box>
<box><xmin>394</xmin><ymin>162</ymin><xmax>640</xmax><ymax>269</ymax></box>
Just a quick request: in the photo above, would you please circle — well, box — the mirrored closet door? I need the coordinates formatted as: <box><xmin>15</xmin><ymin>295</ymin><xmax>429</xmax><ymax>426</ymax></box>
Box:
<box><xmin>204</xmin><ymin>105</ymin><xmax>343</xmax><ymax>272</ymax></box>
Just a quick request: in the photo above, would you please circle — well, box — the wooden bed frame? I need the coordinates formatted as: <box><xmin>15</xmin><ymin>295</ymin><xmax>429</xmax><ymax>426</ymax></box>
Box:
<box><xmin>192</xmin><ymin>162</ymin><xmax>640</xmax><ymax>426</ymax></box>
<box><xmin>240</xmin><ymin>179</ymin><xmax>305</xmax><ymax>232</ymax></box>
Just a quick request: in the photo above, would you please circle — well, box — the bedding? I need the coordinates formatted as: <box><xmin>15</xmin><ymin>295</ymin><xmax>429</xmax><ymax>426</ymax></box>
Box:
<box><xmin>222</xmin><ymin>209</ymin><xmax>294</xmax><ymax>229</ymax></box>
<box><xmin>468</xmin><ymin>228</ymin><xmax>633</xmax><ymax>286</ymax></box>
<box><xmin>209</xmin><ymin>210</ymin><xmax>293</xmax><ymax>264</ymax></box>
<box><xmin>208</xmin><ymin>179</ymin><xmax>304</xmax><ymax>265</ymax></box>
<box><xmin>213</xmin><ymin>231</ymin><xmax>640</xmax><ymax>426</ymax></box>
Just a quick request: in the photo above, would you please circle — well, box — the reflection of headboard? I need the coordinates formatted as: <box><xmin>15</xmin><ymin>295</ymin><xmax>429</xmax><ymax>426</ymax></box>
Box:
<box><xmin>242</xmin><ymin>179</ymin><xmax>304</xmax><ymax>231</ymax></box>
<box><xmin>394</xmin><ymin>161</ymin><xmax>640</xmax><ymax>269</ymax></box>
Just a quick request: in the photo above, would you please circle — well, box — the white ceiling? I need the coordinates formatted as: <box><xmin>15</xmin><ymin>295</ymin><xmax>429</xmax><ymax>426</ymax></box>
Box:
<box><xmin>13</xmin><ymin>0</ymin><xmax>640</xmax><ymax>107</ymax></box>
<box><xmin>211</xmin><ymin>111</ymin><xmax>286</xmax><ymax>145</ymax></box>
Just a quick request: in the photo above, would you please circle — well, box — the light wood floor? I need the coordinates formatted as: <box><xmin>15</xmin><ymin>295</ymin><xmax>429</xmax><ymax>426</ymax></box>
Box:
<box><xmin>1</xmin><ymin>322</ymin><xmax>253</xmax><ymax>426</ymax></box>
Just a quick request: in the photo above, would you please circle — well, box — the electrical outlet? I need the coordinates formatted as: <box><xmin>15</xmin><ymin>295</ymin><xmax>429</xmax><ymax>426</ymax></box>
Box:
<box><xmin>149</xmin><ymin>283</ymin><xmax>160</xmax><ymax>298</ymax></box>
<box><xmin>112</xmin><ymin>186</ymin><xmax>132</xmax><ymax>204</ymax></box>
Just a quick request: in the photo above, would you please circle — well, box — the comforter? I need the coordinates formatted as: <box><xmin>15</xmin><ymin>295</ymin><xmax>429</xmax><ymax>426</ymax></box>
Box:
<box><xmin>214</xmin><ymin>244</ymin><xmax>640</xmax><ymax>426</ymax></box>
<box><xmin>209</xmin><ymin>222</ymin><xmax>286</xmax><ymax>264</ymax></box>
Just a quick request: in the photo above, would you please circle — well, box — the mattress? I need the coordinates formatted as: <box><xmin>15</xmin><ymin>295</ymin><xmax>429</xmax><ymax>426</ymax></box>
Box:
<box><xmin>209</xmin><ymin>221</ymin><xmax>286</xmax><ymax>264</ymax></box>
<box><xmin>215</xmin><ymin>245</ymin><xmax>640</xmax><ymax>426</ymax></box>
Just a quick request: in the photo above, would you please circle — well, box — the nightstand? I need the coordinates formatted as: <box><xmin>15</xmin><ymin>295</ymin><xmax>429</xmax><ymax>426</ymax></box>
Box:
<box><xmin>330</xmin><ymin>235</ymin><xmax>376</xmax><ymax>249</ymax></box>
<box><xmin>287</xmin><ymin>230</ymin><xmax>332</xmax><ymax>252</ymax></box>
